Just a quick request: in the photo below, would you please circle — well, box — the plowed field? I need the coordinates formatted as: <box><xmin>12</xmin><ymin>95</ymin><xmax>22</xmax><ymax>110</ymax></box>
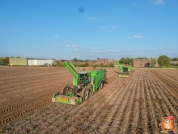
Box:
<box><xmin>0</xmin><ymin>67</ymin><xmax>178</xmax><ymax>134</ymax></box>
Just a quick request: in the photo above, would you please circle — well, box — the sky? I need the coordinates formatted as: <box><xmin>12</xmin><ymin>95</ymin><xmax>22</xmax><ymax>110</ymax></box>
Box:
<box><xmin>0</xmin><ymin>0</ymin><xmax>178</xmax><ymax>60</ymax></box>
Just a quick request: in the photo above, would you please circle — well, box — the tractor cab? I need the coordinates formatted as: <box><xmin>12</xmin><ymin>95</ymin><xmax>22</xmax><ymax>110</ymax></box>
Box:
<box><xmin>78</xmin><ymin>71</ymin><xmax>90</xmax><ymax>85</ymax></box>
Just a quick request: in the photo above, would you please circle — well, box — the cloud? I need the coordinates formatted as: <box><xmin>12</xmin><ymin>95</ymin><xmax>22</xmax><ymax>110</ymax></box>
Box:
<box><xmin>72</xmin><ymin>44</ymin><xmax>78</xmax><ymax>47</ymax></box>
<box><xmin>107</xmin><ymin>50</ymin><xmax>115</xmax><ymax>52</ymax></box>
<box><xmin>74</xmin><ymin>48</ymin><xmax>79</xmax><ymax>51</ymax></box>
<box><xmin>112</xmin><ymin>26</ymin><xmax>116</xmax><ymax>29</ymax></box>
<box><xmin>91</xmin><ymin>48</ymin><xmax>102</xmax><ymax>53</ymax></box>
<box><xmin>66</xmin><ymin>44</ymin><xmax>70</xmax><ymax>47</ymax></box>
<box><xmin>55</xmin><ymin>34</ymin><xmax>59</xmax><ymax>37</ymax></box>
<box><xmin>86</xmin><ymin>17</ymin><xmax>95</xmax><ymax>20</ymax></box>
<box><xmin>127</xmin><ymin>37</ymin><xmax>132</xmax><ymax>39</ymax></box>
<box><xmin>134</xmin><ymin>36</ymin><xmax>144</xmax><ymax>39</ymax></box>
<box><xmin>100</xmin><ymin>26</ymin><xmax>108</xmax><ymax>29</ymax></box>
<box><xmin>149</xmin><ymin>49</ymin><xmax>156</xmax><ymax>52</ymax></box>
<box><xmin>35</xmin><ymin>50</ymin><xmax>45</xmax><ymax>53</ymax></box>
<box><xmin>154</xmin><ymin>0</ymin><xmax>164</xmax><ymax>5</ymax></box>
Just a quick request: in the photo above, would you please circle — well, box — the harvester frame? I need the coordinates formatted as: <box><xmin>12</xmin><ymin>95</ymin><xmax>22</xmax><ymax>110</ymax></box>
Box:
<box><xmin>52</xmin><ymin>61</ymin><xmax>107</xmax><ymax>105</ymax></box>
<box><xmin>116</xmin><ymin>61</ymin><xmax>132</xmax><ymax>78</ymax></box>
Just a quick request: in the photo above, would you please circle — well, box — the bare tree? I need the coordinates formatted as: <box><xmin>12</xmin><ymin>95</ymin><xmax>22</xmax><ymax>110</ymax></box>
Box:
<box><xmin>150</xmin><ymin>58</ymin><xmax>157</xmax><ymax>67</ymax></box>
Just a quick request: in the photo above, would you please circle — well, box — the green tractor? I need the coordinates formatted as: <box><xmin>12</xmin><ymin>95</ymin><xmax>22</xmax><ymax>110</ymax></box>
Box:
<box><xmin>116</xmin><ymin>61</ymin><xmax>132</xmax><ymax>78</ymax></box>
<box><xmin>52</xmin><ymin>61</ymin><xmax>107</xmax><ymax>105</ymax></box>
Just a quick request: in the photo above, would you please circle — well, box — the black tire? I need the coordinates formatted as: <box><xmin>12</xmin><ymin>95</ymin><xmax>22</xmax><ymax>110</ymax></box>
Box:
<box><xmin>62</xmin><ymin>86</ymin><xmax>71</xmax><ymax>95</ymax></box>
<box><xmin>100</xmin><ymin>82</ymin><xmax>104</xmax><ymax>89</ymax></box>
<box><xmin>82</xmin><ymin>88</ymin><xmax>90</xmax><ymax>101</ymax></box>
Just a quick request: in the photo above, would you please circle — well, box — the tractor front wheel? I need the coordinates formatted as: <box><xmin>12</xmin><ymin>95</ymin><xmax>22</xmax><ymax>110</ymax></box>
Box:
<box><xmin>82</xmin><ymin>88</ymin><xmax>90</xmax><ymax>101</ymax></box>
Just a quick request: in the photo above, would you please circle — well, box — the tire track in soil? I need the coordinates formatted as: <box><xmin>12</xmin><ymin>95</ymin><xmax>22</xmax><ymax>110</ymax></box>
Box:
<box><xmin>112</xmin><ymin>70</ymin><xmax>140</xmax><ymax>134</ymax></box>
<box><xmin>0</xmin><ymin>73</ymin><xmax>72</xmax><ymax>94</ymax></box>
<box><xmin>1</xmin><ymin>68</ymin><xmax>118</xmax><ymax>133</ymax></box>
<box><xmin>0</xmin><ymin>67</ymin><xmax>73</xmax><ymax>127</ymax></box>
<box><xmin>56</xmin><ymin>74</ymin><xmax>119</xmax><ymax>133</ymax></box>
<box><xmin>140</xmin><ymin>70</ymin><xmax>150</xmax><ymax>134</ymax></box>
<box><xmin>129</xmin><ymin>70</ymin><xmax>144</xmax><ymax>134</ymax></box>
<box><xmin>85</xmin><ymin>79</ymin><xmax>129</xmax><ymax>134</ymax></box>
<box><xmin>150</xmin><ymin>70</ymin><xmax>178</xmax><ymax>98</ymax></box>
<box><xmin>0</xmin><ymin>92</ymin><xmax>52</xmax><ymax>126</ymax></box>
<box><xmin>97</xmin><ymin>77</ymin><xmax>137</xmax><ymax>134</ymax></box>
<box><xmin>33</xmin><ymin>70</ymin><xmax>118</xmax><ymax>133</ymax></box>
<box><xmin>157</xmin><ymin>69</ymin><xmax>178</xmax><ymax>81</ymax></box>
<box><xmin>145</xmin><ymin>70</ymin><xmax>160</xmax><ymax>133</ymax></box>
<box><xmin>3</xmin><ymin>68</ymin><xmax>178</xmax><ymax>134</ymax></box>
<box><xmin>148</xmin><ymin>71</ymin><xmax>178</xmax><ymax>119</ymax></box>
<box><xmin>144</xmin><ymin>70</ymin><xmax>178</xmax><ymax>133</ymax></box>
<box><xmin>57</xmin><ymin>70</ymin><xmax>118</xmax><ymax>120</ymax></box>
<box><xmin>0</xmin><ymin>77</ymin><xmax>72</xmax><ymax>108</ymax></box>
<box><xmin>149</xmin><ymin>71</ymin><xmax>178</xmax><ymax>115</ymax></box>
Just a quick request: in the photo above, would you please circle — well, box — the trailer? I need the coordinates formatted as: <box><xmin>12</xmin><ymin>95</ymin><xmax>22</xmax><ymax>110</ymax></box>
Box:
<box><xmin>52</xmin><ymin>61</ymin><xmax>107</xmax><ymax>105</ymax></box>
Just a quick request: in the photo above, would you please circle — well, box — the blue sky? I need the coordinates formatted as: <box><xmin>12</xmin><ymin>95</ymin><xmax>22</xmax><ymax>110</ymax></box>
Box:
<box><xmin>0</xmin><ymin>0</ymin><xmax>178</xmax><ymax>60</ymax></box>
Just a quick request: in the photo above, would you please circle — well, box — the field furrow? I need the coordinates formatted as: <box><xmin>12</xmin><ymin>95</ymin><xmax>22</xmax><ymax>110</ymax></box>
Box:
<box><xmin>0</xmin><ymin>67</ymin><xmax>178</xmax><ymax>134</ymax></box>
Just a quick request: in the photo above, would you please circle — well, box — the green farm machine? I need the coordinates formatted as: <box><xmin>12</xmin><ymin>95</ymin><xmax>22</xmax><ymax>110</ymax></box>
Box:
<box><xmin>52</xmin><ymin>61</ymin><xmax>107</xmax><ymax>105</ymax></box>
<box><xmin>116</xmin><ymin>61</ymin><xmax>132</xmax><ymax>78</ymax></box>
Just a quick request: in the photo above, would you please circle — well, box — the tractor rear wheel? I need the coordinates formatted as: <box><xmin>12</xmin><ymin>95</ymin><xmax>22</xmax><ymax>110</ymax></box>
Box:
<box><xmin>82</xmin><ymin>88</ymin><xmax>90</xmax><ymax>101</ymax></box>
<box><xmin>62</xmin><ymin>86</ymin><xmax>71</xmax><ymax>95</ymax></box>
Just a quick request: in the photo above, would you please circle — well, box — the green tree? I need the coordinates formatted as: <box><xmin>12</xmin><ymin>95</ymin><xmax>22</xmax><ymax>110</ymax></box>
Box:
<box><xmin>171</xmin><ymin>57</ymin><xmax>178</xmax><ymax>61</ymax></box>
<box><xmin>108</xmin><ymin>63</ymin><xmax>114</xmax><ymax>67</ymax></box>
<box><xmin>129</xmin><ymin>58</ymin><xmax>133</xmax><ymax>65</ymax></box>
<box><xmin>119</xmin><ymin>57</ymin><xmax>125</xmax><ymax>64</ymax></box>
<box><xmin>84</xmin><ymin>62</ymin><xmax>89</xmax><ymax>67</ymax></box>
<box><xmin>158</xmin><ymin>55</ymin><xmax>170</xmax><ymax>66</ymax></box>
<box><xmin>100</xmin><ymin>63</ymin><xmax>104</xmax><ymax>67</ymax></box>
<box><xmin>72</xmin><ymin>58</ymin><xmax>77</xmax><ymax>62</ymax></box>
<box><xmin>0</xmin><ymin>57</ymin><xmax>4</xmax><ymax>64</ymax></box>
<box><xmin>125</xmin><ymin>57</ymin><xmax>130</xmax><ymax>64</ymax></box>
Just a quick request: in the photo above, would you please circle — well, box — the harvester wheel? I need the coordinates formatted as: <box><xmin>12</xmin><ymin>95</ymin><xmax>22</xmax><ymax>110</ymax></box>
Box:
<box><xmin>100</xmin><ymin>82</ymin><xmax>104</xmax><ymax>89</ymax></box>
<box><xmin>82</xmin><ymin>88</ymin><xmax>89</xmax><ymax>101</ymax></box>
<box><xmin>62</xmin><ymin>86</ymin><xmax>71</xmax><ymax>95</ymax></box>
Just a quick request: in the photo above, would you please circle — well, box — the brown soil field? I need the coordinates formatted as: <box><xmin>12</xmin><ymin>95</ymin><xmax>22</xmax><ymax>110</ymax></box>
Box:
<box><xmin>0</xmin><ymin>67</ymin><xmax>178</xmax><ymax>134</ymax></box>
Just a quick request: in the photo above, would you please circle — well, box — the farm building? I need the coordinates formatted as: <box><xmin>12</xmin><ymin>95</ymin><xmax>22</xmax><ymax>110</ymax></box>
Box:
<box><xmin>133</xmin><ymin>59</ymin><xmax>149</xmax><ymax>67</ymax></box>
<box><xmin>9</xmin><ymin>58</ymin><xmax>54</xmax><ymax>66</ymax></box>
<box><xmin>9</xmin><ymin>58</ymin><xmax>28</xmax><ymax>66</ymax></box>
<box><xmin>28</xmin><ymin>58</ymin><xmax>54</xmax><ymax>66</ymax></box>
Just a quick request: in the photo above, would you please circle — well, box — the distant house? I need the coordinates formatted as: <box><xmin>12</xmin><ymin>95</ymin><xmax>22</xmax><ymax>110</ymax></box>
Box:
<box><xmin>96</xmin><ymin>58</ymin><xmax>116</xmax><ymax>65</ymax></box>
<box><xmin>170</xmin><ymin>61</ymin><xmax>178</xmax><ymax>65</ymax></box>
<box><xmin>96</xmin><ymin>58</ymin><xmax>106</xmax><ymax>65</ymax></box>
<box><xmin>88</xmin><ymin>60</ymin><xmax>96</xmax><ymax>65</ymax></box>
<box><xmin>133</xmin><ymin>59</ymin><xmax>149</xmax><ymax>67</ymax></box>
<box><xmin>58</xmin><ymin>60</ymin><xmax>67</xmax><ymax>63</ymax></box>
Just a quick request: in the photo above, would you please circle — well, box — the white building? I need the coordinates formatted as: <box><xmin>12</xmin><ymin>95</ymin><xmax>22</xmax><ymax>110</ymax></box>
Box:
<box><xmin>28</xmin><ymin>58</ymin><xmax>54</xmax><ymax>66</ymax></box>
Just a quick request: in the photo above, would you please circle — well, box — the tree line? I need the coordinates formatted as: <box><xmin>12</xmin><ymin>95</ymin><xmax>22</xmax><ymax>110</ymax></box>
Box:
<box><xmin>0</xmin><ymin>57</ymin><xmax>9</xmax><ymax>65</ymax></box>
<box><xmin>1</xmin><ymin>56</ymin><xmax>178</xmax><ymax>67</ymax></box>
